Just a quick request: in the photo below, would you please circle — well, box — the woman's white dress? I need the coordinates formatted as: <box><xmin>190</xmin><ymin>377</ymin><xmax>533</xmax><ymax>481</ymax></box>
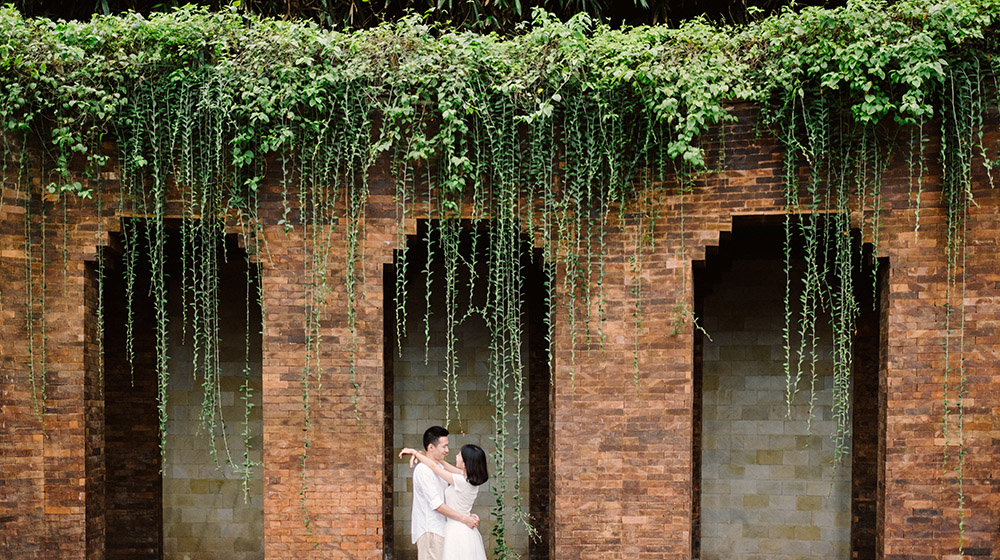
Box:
<box><xmin>441</xmin><ymin>474</ymin><xmax>487</xmax><ymax>560</ymax></box>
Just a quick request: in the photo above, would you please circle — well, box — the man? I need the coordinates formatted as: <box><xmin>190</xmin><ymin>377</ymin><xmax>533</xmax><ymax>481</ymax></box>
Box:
<box><xmin>409</xmin><ymin>425</ymin><xmax>479</xmax><ymax>560</ymax></box>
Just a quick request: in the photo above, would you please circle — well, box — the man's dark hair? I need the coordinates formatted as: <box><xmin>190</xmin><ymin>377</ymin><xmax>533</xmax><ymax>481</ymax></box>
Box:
<box><xmin>423</xmin><ymin>425</ymin><xmax>449</xmax><ymax>450</ymax></box>
<box><xmin>461</xmin><ymin>444</ymin><xmax>489</xmax><ymax>486</ymax></box>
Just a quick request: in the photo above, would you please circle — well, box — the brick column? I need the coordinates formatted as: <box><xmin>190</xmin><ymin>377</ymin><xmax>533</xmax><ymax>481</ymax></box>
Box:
<box><xmin>881</xmin><ymin>191</ymin><xmax>1000</xmax><ymax>559</ymax></box>
<box><xmin>259</xmin><ymin>171</ymin><xmax>397</xmax><ymax>558</ymax></box>
<box><xmin>550</xmin><ymin>220</ymin><xmax>698</xmax><ymax>560</ymax></box>
<box><xmin>83</xmin><ymin>260</ymin><xmax>106</xmax><ymax>560</ymax></box>
<box><xmin>0</xmin><ymin>184</ymin><xmax>100</xmax><ymax>558</ymax></box>
<box><xmin>0</xmin><ymin>151</ymin><xmax>47</xmax><ymax>558</ymax></box>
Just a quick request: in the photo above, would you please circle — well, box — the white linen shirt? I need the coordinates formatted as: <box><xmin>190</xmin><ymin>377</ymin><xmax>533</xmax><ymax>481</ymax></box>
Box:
<box><xmin>410</xmin><ymin>461</ymin><xmax>448</xmax><ymax>543</ymax></box>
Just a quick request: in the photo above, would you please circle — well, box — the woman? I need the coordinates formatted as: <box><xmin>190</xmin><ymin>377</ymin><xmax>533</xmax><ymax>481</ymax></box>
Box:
<box><xmin>401</xmin><ymin>443</ymin><xmax>490</xmax><ymax>560</ymax></box>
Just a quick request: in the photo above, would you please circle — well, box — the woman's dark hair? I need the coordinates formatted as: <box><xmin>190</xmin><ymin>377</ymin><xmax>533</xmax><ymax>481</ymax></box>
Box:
<box><xmin>461</xmin><ymin>444</ymin><xmax>489</xmax><ymax>486</ymax></box>
<box><xmin>423</xmin><ymin>425</ymin><xmax>449</xmax><ymax>450</ymax></box>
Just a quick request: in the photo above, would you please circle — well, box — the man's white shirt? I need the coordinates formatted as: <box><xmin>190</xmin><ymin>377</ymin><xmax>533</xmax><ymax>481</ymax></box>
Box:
<box><xmin>411</xmin><ymin>461</ymin><xmax>448</xmax><ymax>543</ymax></box>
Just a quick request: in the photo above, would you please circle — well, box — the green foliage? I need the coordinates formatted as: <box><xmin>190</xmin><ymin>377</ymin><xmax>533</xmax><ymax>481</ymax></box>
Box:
<box><xmin>754</xmin><ymin>0</ymin><xmax>994</xmax><ymax>124</ymax></box>
<box><xmin>2</xmin><ymin>0</ymin><xmax>998</xmax><ymax>551</ymax></box>
<box><xmin>14</xmin><ymin>0</ymin><xmax>668</xmax><ymax>33</ymax></box>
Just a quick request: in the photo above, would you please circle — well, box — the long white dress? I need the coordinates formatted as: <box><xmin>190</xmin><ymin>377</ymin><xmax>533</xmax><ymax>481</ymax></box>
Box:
<box><xmin>441</xmin><ymin>474</ymin><xmax>487</xmax><ymax>560</ymax></box>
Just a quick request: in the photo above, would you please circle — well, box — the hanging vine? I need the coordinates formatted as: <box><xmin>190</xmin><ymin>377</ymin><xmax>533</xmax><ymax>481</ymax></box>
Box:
<box><xmin>938</xmin><ymin>57</ymin><xmax>982</xmax><ymax>547</ymax></box>
<box><xmin>22</xmin><ymin>147</ymin><xmax>47</xmax><ymax>430</ymax></box>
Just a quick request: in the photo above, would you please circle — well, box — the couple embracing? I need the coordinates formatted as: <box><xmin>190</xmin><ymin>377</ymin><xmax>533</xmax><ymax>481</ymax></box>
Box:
<box><xmin>401</xmin><ymin>425</ymin><xmax>489</xmax><ymax>560</ymax></box>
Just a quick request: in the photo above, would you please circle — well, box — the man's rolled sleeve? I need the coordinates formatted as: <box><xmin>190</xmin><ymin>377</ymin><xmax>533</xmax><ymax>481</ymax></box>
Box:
<box><xmin>414</xmin><ymin>464</ymin><xmax>445</xmax><ymax>511</ymax></box>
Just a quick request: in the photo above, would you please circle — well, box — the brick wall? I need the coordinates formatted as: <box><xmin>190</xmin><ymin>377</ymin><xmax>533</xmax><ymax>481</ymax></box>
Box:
<box><xmin>0</xmin><ymin>145</ymin><xmax>47</xmax><ymax>558</ymax></box>
<box><xmin>256</xmin><ymin>161</ymin><xmax>400</xmax><ymax>557</ymax></box>
<box><xmin>84</xmin><ymin>260</ymin><xmax>105</xmax><ymax>560</ymax></box>
<box><xmin>1</xmin><ymin>102</ymin><xmax>999</xmax><ymax>559</ymax></box>
<box><xmin>875</xmin><ymin>137</ymin><xmax>999</xmax><ymax>559</ymax></box>
<box><xmin>525</xmin><ymin>256</ymin><xmax>552</xmax><ymax>560</ymax></box>
<box><xmin>851</xmin><ymin>259</ymin><xmax>884</xmax><ymax>560</ymax></box>
<box><xmin>1</xmin><ymin>143</ymin><xmax>115</xmax><ymax>559</ymax></box>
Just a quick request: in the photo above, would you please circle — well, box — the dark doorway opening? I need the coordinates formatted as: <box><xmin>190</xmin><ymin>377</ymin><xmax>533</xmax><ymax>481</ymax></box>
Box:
<box><xmin>383</xmin><ymin>221</ymin><xmax>551</xmax><ymax>560</ymax></box>
<box><xmin>103</xmin><ymin>224</ymin><xmax>162</xmax><ymax>560</ymax></box>
<box><xmin>101</xmin><ymin>222</ymin><xmax>263</xmax><ymax>560</ymax></box>
<box><xmin>692</xmin><ymin>217</ymin><xmax>883</xmax><ymax>560</ymax></box>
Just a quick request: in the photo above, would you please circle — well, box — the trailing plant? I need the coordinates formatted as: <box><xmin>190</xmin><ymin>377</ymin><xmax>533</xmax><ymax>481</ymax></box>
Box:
<box><xmin>938</xmin><ymin>57</ymin><xmax>982</xmax><ymax>547</ymax></box>
<box><xmin>90</xmin><ymin>142</ymin><xmax>107</xmax><ymax>396</ymax></box>
<box><xmin>753</xmin><ymin>0</ymin><xmax>997</xmax><ymax>545</ymax></box>
<box><xmin>18</xmin><ymin>144</ymin><xmax>47</xmax><ymax>430</ymax></box>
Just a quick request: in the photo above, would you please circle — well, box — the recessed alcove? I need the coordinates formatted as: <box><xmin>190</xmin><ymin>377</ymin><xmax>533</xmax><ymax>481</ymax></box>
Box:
<box><xmin>100</xmin><ymin>223</ymin><xmax>263</xmax><ymax>560</ymax></box>
<box><xmin>692</xmin><ymin>217</ymin><xmax>883</xmax><ymax>560</ymax></box>
<box><xmin>382</xmin><ymin>221</ymin><xmax>551</xmax><ymax>560</ymax></box>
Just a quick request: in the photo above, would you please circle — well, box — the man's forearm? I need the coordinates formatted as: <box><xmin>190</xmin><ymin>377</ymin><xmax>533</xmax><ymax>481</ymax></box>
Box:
<box><xmin>435</xmin><ymin>503</ymin><xmax>479</xmax><ymax>528</ymax></box>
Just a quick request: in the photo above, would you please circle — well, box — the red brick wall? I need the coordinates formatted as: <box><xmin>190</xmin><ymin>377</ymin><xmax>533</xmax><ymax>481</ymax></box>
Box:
<box><xmin>255</xmin><ymin>164</ymin><xmax>399</xmax><ymax>557</ymax></box>
<box><xmin>0</xmin><ymin>143</ymin><xmax>109</xmax><ymax>559</ymax></box>
<box><xmin>0</xmin><ymin>144</ymin><xmax>47</xmax><ymax>558</ymax></box>
<box><xmin>2</xmin><ymin>101</ymin><xmax>999</xmax><ymax>558</ymax></box>
<box><xmin>547</xmin><ymin>102</ymin><xmax>998</xmax><ymax>559</ymax></box>
<box><xmin>84</xmin><ymin>260</ymin><xmax>106</xmax><ymax>560</ymax></box>
<box><xmin>875</xmin><ymin>147</ymin><xmax>999</xmax><ymax>559</ymax></box>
